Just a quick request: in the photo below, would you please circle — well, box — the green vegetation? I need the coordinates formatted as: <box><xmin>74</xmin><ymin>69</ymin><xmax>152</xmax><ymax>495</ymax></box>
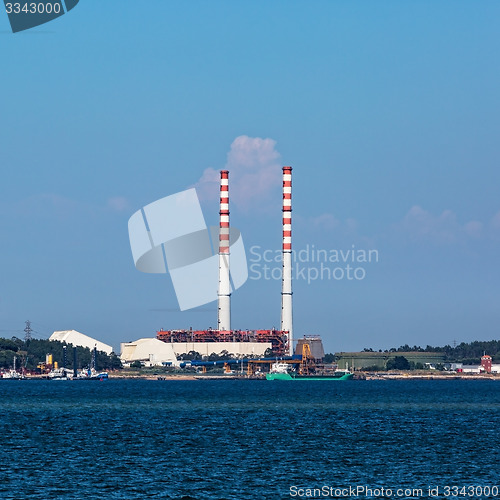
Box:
<box><xmin>382</xmin><ymin>340</ymin><xmax>500</xmax><ymax>364</ymax></box>
<box><xmin>177</xmin><ymin>350</ymin><xmax>233</xmax><ymax>362</ymax></box>
<box><xmin>207</xmin><ymin>350</ymin><xmax>233</xmax><ymax>361</ymax></box>
<box><xmin>323</xmin><ymin>353</ymin><xmax>335</xmax><ymax>364</ymax></box>
<box><xmin>386</xmin><ymin>356</ymin><xmax>410</xmax><ymax>370</ymax></box>
<box><xmin>178</xmin><ymin>350</ymin><xmax>203</xmax><ymax>361</ymax></box>
<box><xmin>178</xmin><ymin>350</ymin><xmax>265</xmax><ymax>363</ymax></box>
<box><xmin>0</xmin><ymin>338</ymin><xmax>19</xmax><ymax>352</ymax></box>
<box><xmin>0</xmin><ymin>337</ymin><xmax>122</xmax><ymax>371</ymax></box>
<box><xmin>325</xmin><ymin>340</ymin><xmax>500</xmax><ymax>371</ymax></box>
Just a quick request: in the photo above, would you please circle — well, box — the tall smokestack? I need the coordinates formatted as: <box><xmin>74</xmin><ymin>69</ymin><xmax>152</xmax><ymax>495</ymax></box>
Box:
<box><xmin>281</xmin><ymin>166</ymin><xmax>293</xmax><ymax>355</ymax></box>
<box><xmin>217</xmin><ymin>170</ymin><xmax>231</xmax><ymax>331</ymax></box>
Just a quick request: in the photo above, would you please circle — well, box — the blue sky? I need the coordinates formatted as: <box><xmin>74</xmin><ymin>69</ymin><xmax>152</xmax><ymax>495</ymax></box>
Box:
<box><xmin>1</xmin><ymin>1</ymin><xmax>499</xmax><ymax>353</ymax></box>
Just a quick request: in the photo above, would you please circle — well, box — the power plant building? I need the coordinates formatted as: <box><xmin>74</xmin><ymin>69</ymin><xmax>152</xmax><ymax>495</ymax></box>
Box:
<box><xmin>156</xmin><ymin>333</ymin><xmax>272</xmax><ymax>358</ymax></box>
<box><xmin>155</xmin><ymin>167</ymin><xmax>294</xmax><ymax>358</ymax></box>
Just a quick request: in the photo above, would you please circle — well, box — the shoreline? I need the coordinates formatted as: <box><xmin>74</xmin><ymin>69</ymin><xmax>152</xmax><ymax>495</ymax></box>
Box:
<box><xmin>114</xmin><ymin>372</ymin><xmax>500</xmax><ymax>381</ymax></box>
<box><xmin>363</xmin><ymin>372</ymin><xmax>500</xmax><ymax>380</ymax></box>
<box><xmin>9</xmin><ymin>372</ymin><xmax>500</xmax><ymax>381</ymax></box>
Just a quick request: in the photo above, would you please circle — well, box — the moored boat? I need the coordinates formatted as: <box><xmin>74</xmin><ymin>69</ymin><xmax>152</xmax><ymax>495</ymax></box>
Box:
<box><xmin>76</xmin><ymin>368</ymin><xmax>108</xmax><ymax>381</ymax></box>
<box><xmin>1</xmin><ymin>369</ymin><xmax>22</xmax><ymax>380</ymax></box>
<box><xmin>48</xmin><ymin>367</ymin><xmax>73</xmax><ymax>380</ymax></box>
<box><xmin>75</xmin><ymin>346</ymin><xmax>108</xmax><ymax>380</ymax></box>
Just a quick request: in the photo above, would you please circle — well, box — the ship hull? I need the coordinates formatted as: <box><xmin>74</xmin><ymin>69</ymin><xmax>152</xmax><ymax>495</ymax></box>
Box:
<box><xmin>266</xmin><ymin>372</ymin><xmax>354</xmax><ymax>381</ymax></box>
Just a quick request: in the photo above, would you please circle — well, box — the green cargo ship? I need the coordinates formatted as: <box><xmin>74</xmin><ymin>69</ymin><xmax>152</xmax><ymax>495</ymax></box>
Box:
<box><xmin>265</xmin><ymin>362</ymin><xmax>354</xmax><ymax>381</ymax></box>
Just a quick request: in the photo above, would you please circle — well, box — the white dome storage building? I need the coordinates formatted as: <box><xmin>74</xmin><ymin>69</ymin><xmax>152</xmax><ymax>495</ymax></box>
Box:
<box><xmin>120</xmin><ymin>338</ymin><xmax>179</xmax><ymax>367</ymax></box>
<box><xmin>49</xmin><ymin>330</ymin><xmax>113</xmax><ymax>355</ymax></box>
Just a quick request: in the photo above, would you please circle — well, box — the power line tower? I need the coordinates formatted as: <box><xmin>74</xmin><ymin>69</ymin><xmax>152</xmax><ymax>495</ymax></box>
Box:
<box><xmin>24</xmin><ymin>320</ymin><xmax>33</xmax><ymax>344</ymax></box>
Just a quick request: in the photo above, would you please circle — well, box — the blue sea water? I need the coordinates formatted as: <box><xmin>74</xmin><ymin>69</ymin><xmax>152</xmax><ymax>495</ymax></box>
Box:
<box><xmin>0</xmin><ymin>379</ymin><xmax>499</xmax><ymax>500</ymax></box>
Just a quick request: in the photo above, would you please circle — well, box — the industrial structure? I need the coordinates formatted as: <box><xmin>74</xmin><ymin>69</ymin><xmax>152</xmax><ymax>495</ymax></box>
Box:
<box><xmin>155</xmin><ymin>167</ymin><xmax>295</xmax><ymax>358</ymax></box>
<box><xmin>49</xmin><ymin>330</ymin><xmax>113</xmax><ymax>355</ymax></box>
<box><xmin>295</xmin><ymin>335</ymin><xmax>325</xmax><ymax>363</ymax></box>
<box><xmin>156</xmin><ymin>329</ymin><xmax>283</xmax><ymax>357</ymax></box>
<box><xmin>120</xmin><ymin>338</ymin><xmax>178</xmax><ymax>367</ymax></box>
<box><xmin>281</xmin><ymin>166</ymin><xmax>293</xmax><ymax>355</ymax></box>
<box><xmin>218</xmin><ymin>169</ymin><xmax>231</xmax><ymax>332</ymax></box>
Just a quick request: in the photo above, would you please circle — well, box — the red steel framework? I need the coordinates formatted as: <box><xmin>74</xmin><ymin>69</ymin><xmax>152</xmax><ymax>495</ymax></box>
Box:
<box><xmin>157</xmin><ymin>329</ymin><xmax>289</xmax><ymax>356</ymax></box>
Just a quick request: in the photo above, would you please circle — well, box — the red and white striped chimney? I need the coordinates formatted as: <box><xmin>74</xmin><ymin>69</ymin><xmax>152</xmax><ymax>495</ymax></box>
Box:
<box><xmin>281</xmin><ymin>166</ymin><xmax>293</xmax><ymax>355</ymax></box>
<box><xmin>217</xmin><ymin>170</ymin><xmax>231</xmax><ymax>331</ymax></box>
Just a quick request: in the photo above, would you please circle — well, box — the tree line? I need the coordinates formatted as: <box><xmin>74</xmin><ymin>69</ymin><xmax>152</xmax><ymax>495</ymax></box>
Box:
<box><xmin>0</xmin><ymin>337</ymin><xmax>122</xmax><ymax>371</ymax></box>
<box><xmin>324</xmin><ymin>339</ymin><xmax>500</xmax><ymax>365</ymax></box>
<box><xmin>379</xmin><ymin>340</ymin><xmax>500</xmax><ymax>363</ymax></box>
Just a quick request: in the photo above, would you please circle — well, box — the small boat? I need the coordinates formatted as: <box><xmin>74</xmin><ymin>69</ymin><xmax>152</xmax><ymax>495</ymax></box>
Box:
<box><xmin>48</xmin><ymin>368</ymin><xmax>73</xmax><ymax>381</ymax></box>
<box><xmin>1</xmin><ymin>357</ymin><xmax>27</xmax><ymax>380</ymax></box>
<box><xmin>75</xmin><ymin>346</ymin><xmax>108</xmax><ymax>380</ymax></box>
<box><xmin>1</xmin><ymin>369</ymin><xmax>22</xmax><ymax>380</ymax></box>
<box><xmin>76</xmin><ymin>368</ymin><xmax>108</xmax><ymax>381</ymax></box>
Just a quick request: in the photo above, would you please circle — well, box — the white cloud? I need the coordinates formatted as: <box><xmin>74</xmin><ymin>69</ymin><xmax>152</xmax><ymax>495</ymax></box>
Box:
<box><xmin>12</xmin><ymin>193</ymin><xmax>82</xmax><ymax>218</ymax></box>
<box><xmin>463</xmin><ymin>220</ymin><xmax>483</xmax><ymax>238</ymax></box>
<box><xmin>194</xmin><ymin>135</ymin><xmax>282</xmax><ymax>211</ymax></box>
<box><xmin>299</xmin><ymin>213</ymin><xmax>340</xmax><ymax>231</ymax></box>
<box><xmin>6</xmin><ymin>193</ymin><xmax>131</xmax><ymax>219</ymax></box>
<box><xmin>491</xmin><ymin>211</ymin><xmax>500</xmax><ymax>230</ymax></box>
<box><xmin>293</xmin><ymin>213</ymin><xmax>372</xmax><ymax>246</ymax></box>
<box><xmin>401</xmin><ymin>205</ymin><xmax>484</xmax><ymax>243</ymax></box>
<box><xmin>107</xmin><ymin>196</ymin><xmax>129</xmax><ymax>212</ymax></box>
